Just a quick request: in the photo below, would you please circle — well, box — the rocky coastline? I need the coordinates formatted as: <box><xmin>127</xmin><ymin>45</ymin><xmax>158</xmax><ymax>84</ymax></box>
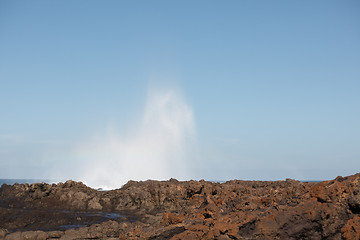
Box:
<box><xmin>1</xmin><ymin>173</ymin><xmax>360</xmax><ymax>239</ymax></box>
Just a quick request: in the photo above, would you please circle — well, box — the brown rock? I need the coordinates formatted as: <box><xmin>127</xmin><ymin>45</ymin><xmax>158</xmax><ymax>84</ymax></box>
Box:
<box><xmin>4</xmin><ymin>232</ymin><xmax>21</xmax><ymax>240</ymax></box>
<box><xmin>46</xmin><ymin>231</ymin><xmax>64</xmax><ymax>238</ymax></box>
<box><xmin>1</xmin><ymin>173</ymin><xmax>360</xmax><ymax>239</ymax></box>
<box><xmin>21</xmin><ymin>231</ymin><xmax>47</xmax><ymax>240</ymax></box>
<box><xmin>341</xmin><ymin>216</ymin><xmax>360</xmax><ymax>240</ymax></box>
<box><xmin>161</xmin><ymin>212</ymin><xmax>183</xmax><ymax>226</ymax></box>
<box><xmin>88</xmin><ymin>196</ymin><xmax>102</xmax><ymax>210</ymax></box>
<box><xmin>0</xmin><ymin>229</ymin><xmax>8</xmax><ymax>239</ymax></box>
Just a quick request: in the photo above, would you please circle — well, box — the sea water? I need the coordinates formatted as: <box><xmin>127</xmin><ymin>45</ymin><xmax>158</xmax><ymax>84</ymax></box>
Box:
<box><xmin>0</xmin><ymin>179</ymin><xmax>321</xmax><ymax>188</ymax></box>
<box><xmin>0</xmin><ymin>179</ymin><xmax>52</xmax><ymax>186</ymax></box>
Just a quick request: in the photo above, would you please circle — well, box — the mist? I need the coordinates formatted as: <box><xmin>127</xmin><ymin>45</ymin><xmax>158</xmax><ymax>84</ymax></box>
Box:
<box><xmin>70</xmin><ymin>88</ymin><xmax>196</xmax><ymax>189</ymax></box>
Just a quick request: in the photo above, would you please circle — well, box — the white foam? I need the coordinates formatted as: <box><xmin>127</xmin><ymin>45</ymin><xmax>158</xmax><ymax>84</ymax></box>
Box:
<box><xmin>76</xmin><ymin>88</ymin><xmax>196</xmax><ymax>189</ymax></box>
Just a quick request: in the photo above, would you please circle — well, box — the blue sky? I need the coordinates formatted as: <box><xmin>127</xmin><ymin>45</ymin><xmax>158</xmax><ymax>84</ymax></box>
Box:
<box><xmin>1</xmin><ymin>1</ymin><xmax>359</xmax><ymax>187</ymax></box>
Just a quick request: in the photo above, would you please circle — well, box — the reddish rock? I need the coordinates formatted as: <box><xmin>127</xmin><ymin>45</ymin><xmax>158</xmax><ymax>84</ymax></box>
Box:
<box><xmin>341</xmin><ymin>216</ymin><xmax>360</xmax><ymax>240</ymax></box>
<box><xmin>161</xmin><ymin>212</ymin><xmax>183</xmax><ymax>226</ymax></box>
<box><xmin>1</xmin><ymin>173</ymin><xmax>360</xmax><ymax>239</ymax></box>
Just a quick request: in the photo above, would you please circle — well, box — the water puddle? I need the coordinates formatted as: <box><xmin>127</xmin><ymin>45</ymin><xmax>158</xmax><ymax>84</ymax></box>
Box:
<box><xmin>84</xmin><ymin>212</ymin><xmax>125</xmax><ymax>219</ymax></box>
<box><xmin>4</xmin><ymin>208</ymin><xmax>136</xmax><ymax>232</ymax></box>
<box><xmin>55</xmin><ymin>211</ymin><xmax>132</xmax><ymax>230</ymax></box>
<box><xmin>58</xmin><ymin>224</ymin><xmax>88</xmax><ymax>230</ymax></box>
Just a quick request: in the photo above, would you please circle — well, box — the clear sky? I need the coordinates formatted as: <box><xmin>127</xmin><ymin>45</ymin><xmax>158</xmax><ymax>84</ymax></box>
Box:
<box><xmin>1</xmin><ymin>1</ymin><xmax>359</xmax><ymax>188</ymax></box>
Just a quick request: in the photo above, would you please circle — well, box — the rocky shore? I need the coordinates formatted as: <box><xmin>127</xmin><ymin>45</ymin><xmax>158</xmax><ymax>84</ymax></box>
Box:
<box><xmin>1</xmin><ymin>173</ymin><xmax>360</xmax><ymax>239</ymax></box>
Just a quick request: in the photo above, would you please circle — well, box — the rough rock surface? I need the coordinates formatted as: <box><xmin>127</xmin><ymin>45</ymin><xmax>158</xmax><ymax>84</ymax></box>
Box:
<box><xmin>1</xmin><ymin>173</ymin><xmax>360</xmax><ymax>239</ymax></box>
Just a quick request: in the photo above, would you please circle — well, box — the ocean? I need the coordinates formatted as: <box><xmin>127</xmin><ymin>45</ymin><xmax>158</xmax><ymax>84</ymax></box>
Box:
<box><xmin>0</xmin><ymin>179</ymin><xmax>52</xmax><ymax>186</ymax></box>
<box><xmin>0</xmin><ymin>179</ymin><xmax>322</xmax><ymax>188</ymax></box>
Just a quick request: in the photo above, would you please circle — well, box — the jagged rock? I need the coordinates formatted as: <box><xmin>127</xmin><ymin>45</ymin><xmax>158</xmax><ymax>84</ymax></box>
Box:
<box><xmin>161</xmin><ymin>212</ymin><xmax>183</xmax><ymax>226</ymax></box>
<box><xmin>4</xmin><ymin>232</ymin><xmax>21</xmax><ymax>240</ymax></box>
<box><xmin>88</xmin><ymin>196</ymin><xmax>102</xmax><ymax>210</ymax></box>
<box><xmin>46</xmin><ymin>231</ymin><xmax>64</xmax><ymax>238</ymax></box>
<box><xmin>21</xmin><ymin>231</ymin><xmax>47</xmax><ymax>240</ymax></box>
<box><xmin>0</xmin><ymin>229</ymin><xmax>8</xmax><ymax>239</ymax></box>
<box><xmin>341</xmin><ymin>216</ymin><xmax>360</xmax><ymax>240</ymax></box>
<box><xmin>1</xmin><ymin>173</ymin><xmax>360</xmax><ymax>239</ymax></box>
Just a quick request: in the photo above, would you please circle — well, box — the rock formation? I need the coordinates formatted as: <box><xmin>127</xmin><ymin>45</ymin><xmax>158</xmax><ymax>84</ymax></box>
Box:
<box><xmin>1</xmin><ymin>173</ymin><xmax>360</xmax><ymax>239</ymax></box>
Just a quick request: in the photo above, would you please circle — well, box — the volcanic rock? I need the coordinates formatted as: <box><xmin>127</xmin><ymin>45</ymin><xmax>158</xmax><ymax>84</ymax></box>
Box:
<box><xmin>1</xmin><ymin>173</ymin><xmax>360</xmax><ymax>239</ymax></box>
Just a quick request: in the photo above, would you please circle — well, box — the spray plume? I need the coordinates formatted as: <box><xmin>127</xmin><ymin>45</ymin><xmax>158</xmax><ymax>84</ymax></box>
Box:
<box><xmin>74</xmin><ymin>88</ymin><xmax>196</xmax><ymax>189</ymax></box>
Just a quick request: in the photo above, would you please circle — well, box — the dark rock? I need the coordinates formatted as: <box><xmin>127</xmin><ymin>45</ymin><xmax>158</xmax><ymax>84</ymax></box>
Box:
<box><xmin>1</xmin><ymin>173</ymin><xmax>360</xmax><ymax>239</ymax></box>
<box><xmin>348</xmin><ymin>194</ymin><xmax>360</xmax><ymax>214</ymax></box>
